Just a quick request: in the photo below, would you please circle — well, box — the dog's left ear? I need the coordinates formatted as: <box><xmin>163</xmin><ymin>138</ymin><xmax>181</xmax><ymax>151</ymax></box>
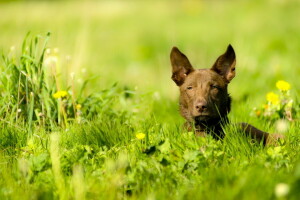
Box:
<box><xmin>211</xmin><ymin>44</ymin><xmax>236</xmax><ymax>83</ymax></box>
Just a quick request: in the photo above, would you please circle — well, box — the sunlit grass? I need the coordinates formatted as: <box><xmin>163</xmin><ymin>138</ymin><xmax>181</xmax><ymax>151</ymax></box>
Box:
<box><xmin>0</xmin><ymin>0</ymin><xmax>300</xmax><ymax>199</ymax></box>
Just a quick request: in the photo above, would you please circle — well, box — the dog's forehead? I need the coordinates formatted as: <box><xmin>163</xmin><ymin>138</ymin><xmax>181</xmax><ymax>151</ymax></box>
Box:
<box><xmin>184</xmin><ymin>69</ymin><xmax>225</xmax><ymax>85</ymax></box>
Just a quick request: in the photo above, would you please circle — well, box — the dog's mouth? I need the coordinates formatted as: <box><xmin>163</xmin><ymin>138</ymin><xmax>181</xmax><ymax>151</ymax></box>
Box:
<box><xmin>194</xmin><ymin>114</ymin><xmax>211</xmax><ymax>123</ymax></box>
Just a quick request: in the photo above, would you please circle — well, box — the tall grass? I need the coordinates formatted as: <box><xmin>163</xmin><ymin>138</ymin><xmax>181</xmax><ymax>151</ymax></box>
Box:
<box><xmin>1</xmin><ymin>32</ymin><xmax>61</xmax><ymax>129</ymax></box>
<box><xmin>0</xmin><ymin>33</ymin><xmax>298</xmax><ymax>200</ymax></box>
<box><xmin>0</xmin><ymin>33</ymin><xmax>139</xmax><ymax>131</ymax></box>
<box><xmin>0</xmin><ymin>1</ymin><xmax>300</xmax><ymax>199</ymax></box>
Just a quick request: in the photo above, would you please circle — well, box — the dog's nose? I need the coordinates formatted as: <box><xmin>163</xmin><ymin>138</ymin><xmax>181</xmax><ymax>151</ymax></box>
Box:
<box><xmin>195</xmin><ymin>101</ymin><xmax>207</xmax><ymax>112</ymax></box>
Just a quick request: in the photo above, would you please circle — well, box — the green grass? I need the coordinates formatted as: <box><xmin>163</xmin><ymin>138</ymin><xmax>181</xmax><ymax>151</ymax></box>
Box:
<box><xmin>0</xmin><ymin>0</ymin><xmax>300</xmax><ymax>199</ymax></box>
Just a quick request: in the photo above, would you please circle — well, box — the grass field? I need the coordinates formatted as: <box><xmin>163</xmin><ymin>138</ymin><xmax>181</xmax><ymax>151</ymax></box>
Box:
<box><xmin>0</xmin><ymin>0</ymin><xmax>300</xmax><ymax>199</ymax></box>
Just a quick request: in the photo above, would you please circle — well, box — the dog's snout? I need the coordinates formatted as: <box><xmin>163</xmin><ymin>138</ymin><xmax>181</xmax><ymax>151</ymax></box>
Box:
<box><xmin>195</xmin><ymin>100</ymin><xmax>207</xmax><ymax>112</ymax></box>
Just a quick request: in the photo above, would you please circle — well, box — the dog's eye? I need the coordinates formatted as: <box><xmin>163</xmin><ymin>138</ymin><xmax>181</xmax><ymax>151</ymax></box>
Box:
<box><xmin>232</xmin><ymin>67</ymin><xmax>236</xmax><ymax>71</ymax></box>
<box><xmin>187</xmin><ymin>86</ymin><xmax>193</xmax><ymax>90</ymax></box>
<box><xmin>211</xmin><ymin>85</ymin><xmax>220</xmax><ymax>89</ymax></box>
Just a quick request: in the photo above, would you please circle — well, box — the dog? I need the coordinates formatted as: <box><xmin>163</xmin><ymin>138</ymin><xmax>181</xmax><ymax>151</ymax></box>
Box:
<box><xmin>170</xmin><ymin>45</ymin><xmax>283</xmax><ymax>145</ymax></box>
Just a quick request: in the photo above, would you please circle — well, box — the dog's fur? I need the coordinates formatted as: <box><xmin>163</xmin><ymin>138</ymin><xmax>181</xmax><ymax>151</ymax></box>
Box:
<box><xmin>170</xmin><ymin>45</ymin><xmax>283</xmax><ymax>145</ymax></box>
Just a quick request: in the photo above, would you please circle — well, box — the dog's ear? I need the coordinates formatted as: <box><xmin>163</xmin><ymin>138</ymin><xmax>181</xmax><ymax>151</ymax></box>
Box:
<box><xmin>170</xmin><ymin>47</ymin><xmax>194</xmax><ymax>86</ymax></box>
<box><xmin>211</xmin><ymin>44</ymin><xmax>236</xmax><ymax>83</ymax></box>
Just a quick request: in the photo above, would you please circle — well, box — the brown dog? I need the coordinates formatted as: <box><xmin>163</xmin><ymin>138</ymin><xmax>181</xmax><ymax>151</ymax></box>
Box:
<box><xmin>170</xmin><ymin>45</ymin><xmax>283</xmax><ymax>145</ymax></box>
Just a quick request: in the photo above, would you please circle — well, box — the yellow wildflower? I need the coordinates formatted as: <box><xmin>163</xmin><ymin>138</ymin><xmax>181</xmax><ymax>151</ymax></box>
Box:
<box><xmin>76</xmin><ymin>104</ymin><xmax>82</xmax><ymax>110</ymax></box>
<box><xmin>276</xmin><ymin>80</ymin><xmax>290</xmax><ymax>91</ymax></box>
<box><xmin>266</xmin><ymin>92</ymin><xmax>279</xmax><ymax>105</ymax></box>
<box><xmin>53</xmin><ymin>91</ymin><xmax>68</xmax><ymax>99</ymax></box>
<box><xmin>255</xmin><ymin>110</ymin><xmax>261</xmax><ymax>117</ymax></box>
<box><xmin>263</xmin><ymin>104</ymin><xmax>269</xmax><ymax>110</ymax></box>
<box><xmin>136</xmin><ymin>133</ymin><xmax>146</xmax><ymax>140</ymax></box>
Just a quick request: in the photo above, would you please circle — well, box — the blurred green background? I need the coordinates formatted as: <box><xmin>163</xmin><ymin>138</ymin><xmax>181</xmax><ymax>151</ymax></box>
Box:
<box><xmin>0</xmin><ymin>1</ymin><xmax>300</xmax><ymax>199</ymax></box>
<box><xmin>0</xmin><ymin>0</ymin><xmax>299</xmax><ymax>110</ymax></box>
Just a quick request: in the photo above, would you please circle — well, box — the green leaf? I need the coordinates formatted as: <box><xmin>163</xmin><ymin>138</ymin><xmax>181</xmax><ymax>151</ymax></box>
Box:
<box><xmin>158</xmin><ymin>139</ymin><xmax>171</xmax><ymax>153</ymax></box>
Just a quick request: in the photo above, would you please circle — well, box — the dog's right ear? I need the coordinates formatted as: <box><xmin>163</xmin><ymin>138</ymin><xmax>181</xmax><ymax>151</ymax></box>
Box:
<box><xmin>170</xmin><ymin>47</ymin><xmax>194</xmax><ymax>86</ymax></box>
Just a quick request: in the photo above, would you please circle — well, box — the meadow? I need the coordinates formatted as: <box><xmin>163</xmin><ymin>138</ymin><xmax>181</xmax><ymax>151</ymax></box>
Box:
<box><xmin>0</xmin><ymin>0</ymin><xmax>300</xmax><ymax>199</ymax></box>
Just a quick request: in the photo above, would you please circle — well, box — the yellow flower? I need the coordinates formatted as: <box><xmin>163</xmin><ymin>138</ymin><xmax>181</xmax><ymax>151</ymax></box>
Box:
<box><xmin>266</xmin><ymin>92</ymin><xmax>279</xmax><ymax>105</ymax></box>
<box><xmin>76</xmin><ymin>104</ymin><xmax>82</xmax><ymax>110</ymax></box>
<box><xmin>276</xmin><ymin>80</ymin><xmax>290</xmax><ymax>91</ymax></box>
<box><xmin>53</xmin><ymin>91</ymin><xmax>68</xmax><ymax>99</ymax></box>
<box><xmin>263</xmin><ymin>104</ymin><xmax>269</xmax><ymax>110</ymax></box>
<box><xmin>136</xmin><ymin>133</ymin><xmax>146</xmax><ymax>140</ymax></box>
<box><xmin>255</xmin><ymin>110</ymin><xmax>261</xmax><ymax>117</ymax></box>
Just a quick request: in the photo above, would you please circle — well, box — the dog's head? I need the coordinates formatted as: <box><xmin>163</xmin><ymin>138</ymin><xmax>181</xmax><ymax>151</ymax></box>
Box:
<box><xmin>170</xmin><ymin>45</ymin><xmax>236</xmax><ymax>125</ymax></box>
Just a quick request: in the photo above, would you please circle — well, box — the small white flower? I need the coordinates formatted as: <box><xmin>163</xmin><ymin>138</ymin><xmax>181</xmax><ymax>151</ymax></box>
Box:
<box><xmin>53</xmin><ymin>48</ymin><xmax>59</xmax><ymax>54</ymax></box>
<box><xmin>52</xmin><ymin>57</ymin><xmax>58</xmax><ymax>63</ymax></box>
<box><xmin>10</xmin><ymin>46</ymin><xmax>15</xmax><ymax>52</ymax></box>
<box><xmin>275</xmin><ymin>119</ymin><xmax>289</xmax><ymax>133</ymax></box>
<box><xmin>44</xmin><ymin>56</ymin><xmax>58</xmax><ymax>67</ymax></box>
<box><xmin>70</xmin><ymin>72</ymin><xmax>75</xmax><ymax>80</ymax></box>
<box><xmin>17</xmin><ymin>109</ymin><xmax>22</xmax><ymax>113</ymax></box>
<box><xmin>275</xmin><ymin>183</ymin><xmax>289</xmax><ymax>198</ymax></box>
<box><xmin>153</xmin><ymin>91</ymin><xmax>160</xmax><ymax>100</ymax></box>
<box><xmin>45</xmin><ymin>48</ymin><xmax>51</xmax><ymax>55</ymax></box>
